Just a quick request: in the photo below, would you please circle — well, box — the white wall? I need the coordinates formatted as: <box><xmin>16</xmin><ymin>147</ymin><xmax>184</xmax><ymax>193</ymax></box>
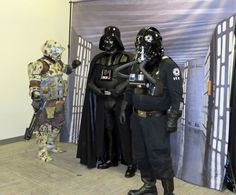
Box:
<box><xmin>0</xmin><ymin>0</ymin><xmax>69</xmax><ymax>140</ymax></box>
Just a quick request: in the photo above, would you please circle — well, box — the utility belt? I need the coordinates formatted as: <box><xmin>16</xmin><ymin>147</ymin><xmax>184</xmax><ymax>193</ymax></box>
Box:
<box><xmin>44</xmin><ymin>98</ymin><xmax>65</xmax><ymax>119</ymax></box>
<box><xmin>134</xmin><ymin>108</ymin><xmax>166</xmax><ymax>118</ymax></box>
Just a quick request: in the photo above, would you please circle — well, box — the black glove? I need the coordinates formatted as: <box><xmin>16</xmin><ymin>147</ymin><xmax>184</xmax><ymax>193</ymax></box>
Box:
<box><xmin>119</xmin><ymin>100</ymin><xmax>128</xmax><ymax>124</ymax></box>
<box><xmin>31</xmin><ymin>91</ymin><xmax>41</xmax><ymax>100</ymax></box>
<box><xmin>31</xmin><ymin>100</ymin><xmax>42</xmax><ymax>112</ymax></box>
<box><xmin>167</xmin><ymin>110</ymin><xmax>182</xmax><ymax>133</ymax></box>
<box><xmin>31</xmin><ymin>91</ymin><xmax>42</xmax><ymax>112</ymax></box>
<box><xmin>72</xmin><ymin>58</ymin><xmax>81</xmax><ymax>69</ymax></box>
<box><xmin>113</xmin><ymin>80</ymin><xmax>129</xmax><ymax>96</ymax></box>
<box><xmin>120</xmin><ymin>110</ymin><xmax>126</xmax><ymax>124</ymax></box>
<box><xmin>88</xmin><ymin>83</ymin><xmax>104</xmax><ymax>96</ymax></box>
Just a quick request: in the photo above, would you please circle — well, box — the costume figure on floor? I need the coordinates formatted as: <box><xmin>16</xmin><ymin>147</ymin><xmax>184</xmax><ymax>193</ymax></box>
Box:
<box><xmin>118</xmin><ymin>27</ymin><xmax>183</xmax><ymax>195</ymax></box>
<box><xmin>28</xmin><ymin>40</ymin><xmax>80</xmax><ymax>162</ymax></box>
<box><xmin>77</xmin><ymin>26</ymin><xmax>136</xmax><ymax>177</ymax></box>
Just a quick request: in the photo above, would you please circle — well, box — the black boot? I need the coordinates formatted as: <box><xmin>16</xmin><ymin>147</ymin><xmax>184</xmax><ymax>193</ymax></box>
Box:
<box><xmin>97</xmin><ymin>128</ymin><xmax>118</xmax><ymax>169</ymax></box>
<box><xmin>125</xmin><ymin>164</ymin><xmax>137</xmax><ymax>178</ymax></box>
<box><xmin>97</xmin><ymin>160</ymin><xmax>118</xmax><ymax>169</ymax></box>
<box><xmin>128</xmin><ymin>178</ymin><xmax>158</xmax><ymax>195</ymax></box>
<box><xmin>161</xmin><ymin>178</ymin><xmax>174</xmax><ymax>195</ymax></box>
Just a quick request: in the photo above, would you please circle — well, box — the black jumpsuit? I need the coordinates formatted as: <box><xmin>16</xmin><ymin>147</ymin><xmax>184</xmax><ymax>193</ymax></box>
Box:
<box><xmin>129</xmin><ymin>56</ymin><xmax>183</xmax><ymax>180</ymax></box>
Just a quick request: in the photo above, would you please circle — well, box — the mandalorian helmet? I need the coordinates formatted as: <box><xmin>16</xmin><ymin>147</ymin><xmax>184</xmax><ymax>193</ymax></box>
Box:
<box><xmin>99</xmin><ymin>26</ymin><xmax>124</xmax><ymax>52</ymax></box>
<box><xmin>41</xmin><ymin>40</ymin><xmax>65</xmax><ymax>61</ymax></box>
<box><xmin>135</xmin><ymin>27</ymin><xmax>163</xmax><ymax>62</ymax></box>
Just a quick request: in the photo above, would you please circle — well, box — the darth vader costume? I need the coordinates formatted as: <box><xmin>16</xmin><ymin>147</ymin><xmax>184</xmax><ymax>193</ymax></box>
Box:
<box><xmin>77</xmin><ymin>26</ymin><xmax>136</xmax><ymax>177</ymax></box>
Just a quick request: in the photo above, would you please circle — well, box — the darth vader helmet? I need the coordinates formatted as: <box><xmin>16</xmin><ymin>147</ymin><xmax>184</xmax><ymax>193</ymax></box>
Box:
<box><xmin>135</xmin><ymin>27</ymin><xmax>163</xmax><ymax>62</ymax></box>
<box><xmin>41</xmin><ymin>40</ymin><xmax>65</xmax><ymax>61</ymax></box>
<box><xmin>99</xmin><ymin>26</ymin><xmax>124</xmax><ymax>52</ymax></box>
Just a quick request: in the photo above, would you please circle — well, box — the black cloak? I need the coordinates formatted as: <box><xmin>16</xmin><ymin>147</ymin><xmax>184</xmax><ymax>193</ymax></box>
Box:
<box><xmin>76</xmin><ymin>52</ymin><xmax>107</xmax><ymax>168</ymax></box>
<box><xmin>76</xmin><ymin>51</ymin><xmax>134</xmax><ymax>168</ymax></box>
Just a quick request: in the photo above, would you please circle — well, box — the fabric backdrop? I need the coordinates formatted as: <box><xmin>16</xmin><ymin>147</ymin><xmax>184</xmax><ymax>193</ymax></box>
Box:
<box><xmin>63</xmin><ymin>1</ymin><xmax>236</xmax><ymax>191</ymax></box>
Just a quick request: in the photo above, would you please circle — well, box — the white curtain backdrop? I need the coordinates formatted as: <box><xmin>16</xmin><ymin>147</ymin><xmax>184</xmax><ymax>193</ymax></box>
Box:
<box><xmin>70</xmin><ymin>0</ymin><xmax>236</xmax><ymax>68</ymax></box>
<box><xmin>65</xmin><ymin>0</ymin><xmax>236</xmax><ymax>191</ymax></box>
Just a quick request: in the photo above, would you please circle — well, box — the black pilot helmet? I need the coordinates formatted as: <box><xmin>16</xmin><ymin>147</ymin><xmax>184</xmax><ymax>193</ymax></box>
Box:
<box><xmin>99</xmin><ymin>26</ymin><xmax>124</xmax><ymax>52</ymax></box>
<box><xmin>135</xmin><ymin>26</ymin><xmax>164</xmax><ymax>62</ymax></box>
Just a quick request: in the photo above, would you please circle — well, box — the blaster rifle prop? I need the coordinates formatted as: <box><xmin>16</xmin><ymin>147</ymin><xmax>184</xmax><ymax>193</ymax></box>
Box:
<box><xmin>24</xmin><ymin>98</ymin><xmax>47</xmax><ymax>140</ymax></box>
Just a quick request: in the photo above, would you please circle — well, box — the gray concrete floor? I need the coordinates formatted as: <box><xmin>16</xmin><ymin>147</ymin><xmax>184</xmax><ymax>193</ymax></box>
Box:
<box><xmin>0</xmin><ymin>139</ymin><xmax>234</xmax><ymax>195</ymax></box>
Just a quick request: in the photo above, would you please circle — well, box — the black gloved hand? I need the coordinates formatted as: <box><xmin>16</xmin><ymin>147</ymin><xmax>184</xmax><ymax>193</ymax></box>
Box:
<box><xmin>31</xmin><ymin>91</ymin><xmax>41</xmax><ymax>100</ymax></box>
<box><xmin>31</xmin><ymin>100</ymin><xmax>42</xmax><ymax>112</ymax></box>
<box><xmin>119</xmin><ymin>100</ymin><xmax>128</xmax><ymax>124</ymax></box>
<box><xmin>119</xmin><ymin>110</ymin><xmax>126</xmax><ymax>124</ymax></box>
<box><xmin>72</xmin><ymin>58</ymin><xmax>81</xmax><ymax>69</ymax></box>
<box><xmin>31</xmin><ymin>91</ymin><xmax>42</xmax><ymax>112</ymax></box>
<box><xmin>167</xmin><ymin>110</ymin><xmax>182</xmax><ymax>133</ymax></box>
<box><xmin>88</xmin><ymin>83</ymin><xmax>104</xmax><ymax>96</ymax></box>
<box><xmin>113</xmin><ymin>80</ymin><xmax>129</xmax><ymax>96</ymax></box>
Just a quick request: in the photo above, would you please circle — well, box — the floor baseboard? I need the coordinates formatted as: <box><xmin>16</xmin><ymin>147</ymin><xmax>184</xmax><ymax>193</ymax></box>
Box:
<box><xmin>0</xmin><ymin>136</ymin><xmax>24</xmax><ymax>145</ymax></box>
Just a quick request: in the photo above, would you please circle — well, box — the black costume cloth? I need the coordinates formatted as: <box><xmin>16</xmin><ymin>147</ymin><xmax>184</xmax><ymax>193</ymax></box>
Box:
<box><xmin>77</xmin><ymin>51</ymin><xmax>133</xmax><ymax>168</ymax></box>
<box><xmin>129</xmin><ymin>57</ymin><xmax>183</xmax><ymax>179</ymax></box>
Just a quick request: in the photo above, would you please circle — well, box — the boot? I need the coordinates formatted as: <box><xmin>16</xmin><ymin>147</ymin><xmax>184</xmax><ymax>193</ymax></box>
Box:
<box><xmin>128</xmin><ymin>178</ymin><xmax>158</xmax><ymax>195</ymax></box>
<box><xmin>125</xmin><ymin>164</ymin><xmax>137</xmax><ymax>178</ymax></box>
<box><xmin>47</xmin><ymin>143</ymin><xmax>64</xmax><ymax>153</ymax></box>
<box><xmin>161</xmin><ymin>178</ymin><xmax>174</xmax><ymax>195</ymax></box>
<box><xmin>97</xmin><ymin>160</ymin><xmax>118</xmax><ymax>169</ymax></box>
<box><xmin>47</xmin><ymin>128</ymin><xmax>64</xmax><ymax>153</ymax></box>
<box><xmin>38</xmin><ymin>148</ymin><xmax>53</xmax><ymax>162</ymax></box>
<box><xmin>97</xmin><ymin>128</ymin><xmax>118</xmax><ymax>169</ymax></box>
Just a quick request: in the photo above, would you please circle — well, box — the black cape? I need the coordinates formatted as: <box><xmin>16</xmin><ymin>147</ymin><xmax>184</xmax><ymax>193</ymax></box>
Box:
<box><xmin>76</xmin><ymin>51</ymin><xmax>133</xmax><ymax>168</ymax></box>
<box><xmin>76</xmin><ymin>52</ymin><xmax>107</xmax><ymax>168</ymax></box>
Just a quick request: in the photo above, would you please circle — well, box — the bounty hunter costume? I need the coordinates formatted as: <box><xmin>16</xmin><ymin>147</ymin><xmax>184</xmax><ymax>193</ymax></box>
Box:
<box><xmin>77</xmin><ymin>26</ymin><xmax>136</xmax><ymax>177</ymax></box>
<box><xmin>118</xmin><ymin>27</ymin><xmax>183</xmax><ymax>195</ymax></box>
<box><xmin>28</xmin><ymin>40</ymin><xmax>80</xmax><ymax>162</ymax></box>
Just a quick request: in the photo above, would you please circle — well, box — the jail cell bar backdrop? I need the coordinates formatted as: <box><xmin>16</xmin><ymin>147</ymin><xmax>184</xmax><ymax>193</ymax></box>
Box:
<box><xmin>62</xmin><ymin>31</ymin><xmax>92</xmax><ymax>143</ymax></box>
<box><xmin>69</xmin><ymin>36</ymin><xmax>91</xmax><ymax>143</ymax></box>
<box><xmin>171</xmin><ymin>14</ymin><xmax>235</xmax><ymax>190</ymax></box>
<box><xmin>65</xmin><ymin>14</ymin><xmax>236</xmax><ymax>191</ymax></box>
<box><xmin>203</xmin><ymin>14</ymin><xmax>235</xmax><ymax>190</ymax></box>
